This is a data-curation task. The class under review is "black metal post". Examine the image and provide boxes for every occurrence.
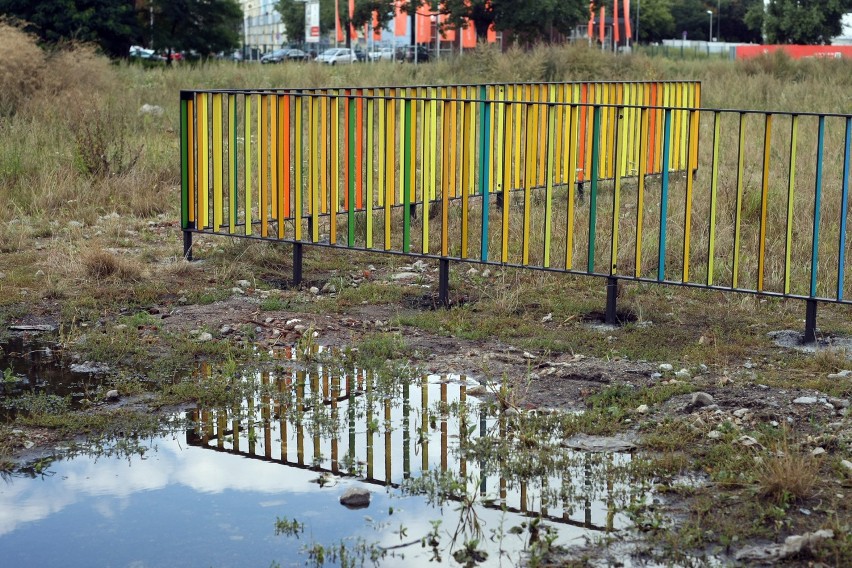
[439,258,450,307]
[409,203,418,220]
[293,242,303,287]
[496,191,504,209]
[182,222,194,261]
[605,276,618,325]
[576,180,585,204]
[803,299,817,344]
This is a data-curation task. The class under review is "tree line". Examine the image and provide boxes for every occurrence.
[0,0,848,59]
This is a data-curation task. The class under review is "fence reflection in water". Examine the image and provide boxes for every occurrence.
[185,359,635,532]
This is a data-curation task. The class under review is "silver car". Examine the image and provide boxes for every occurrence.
[316,48,356,65]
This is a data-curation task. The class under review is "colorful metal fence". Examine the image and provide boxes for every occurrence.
[180,80,852,341]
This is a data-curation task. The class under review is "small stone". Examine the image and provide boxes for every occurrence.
[635,404,649,414]
[541,313,553,323]
[840,460,852,472]
[23,441,35,450]
[197,332,213,342]
[707,430,722,440]
[231,287,245,295]
[466,267,479,276]
[481,268,491,277]
[810,447,826,456]
[651,372,662,380]
[391,272,419,281]
[339,487,371,509]
[309,286,320,295]
[793,396,818,405]
[718,376,733,386]
[106,389,120,401]
[691,392,714,407]
[659,363,673,372]
[220,325,232,335]
[139,104,164,117]
[733,408,750,418]
[68,220,84,229]
[698,364,708,373]
[827,370,852,379]
[675,368,691,380]
[236,279,251,288]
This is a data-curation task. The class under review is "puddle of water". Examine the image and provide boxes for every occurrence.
[0,352,648,566]
[1,337,101,418]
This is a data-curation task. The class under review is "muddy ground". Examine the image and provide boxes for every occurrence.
[3,254,852,566]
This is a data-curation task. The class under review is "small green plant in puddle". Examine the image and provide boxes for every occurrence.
[274,517,304,537]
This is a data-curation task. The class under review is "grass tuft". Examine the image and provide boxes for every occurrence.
[758,437,819,504]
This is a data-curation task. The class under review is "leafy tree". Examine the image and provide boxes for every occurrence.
[670,0,713,41]
[631,0,675,44]
[0,0,139,58]
[275,0,336,45]
[438,0,494,40]
[718,0,763,43]
[491,0,588,44]
[149,0,242,58]
[351,0,396,29]
[762,0,852,44]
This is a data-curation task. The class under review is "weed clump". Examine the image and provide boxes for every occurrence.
[0,22,45,116]
[82,249,142,281]
[758,440,819,504]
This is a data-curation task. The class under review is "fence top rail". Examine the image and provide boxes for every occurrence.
[179,79,700,97]
[179,90,851,119]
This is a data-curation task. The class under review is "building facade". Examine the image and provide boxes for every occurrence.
[240,0,286,58]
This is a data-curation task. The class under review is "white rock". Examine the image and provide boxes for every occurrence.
[659,363,673,372]
[675,368,691,380]
[793,396,818,405]
[236,279,251,288]
[635,404,649,414]
[23,441,35,450]
[707,430,722,440]
[231,287,245,295]
[541,313,553,323]
[840,459,852,472]
[481,268,491,277]
[196,332,213,342]
[339,486,371,508]
[139,104,164,117]
[810,447,826,456]
[827,370,852,379]
[391,272,419,280]
[691,392,714,407]
[106,389,120,401]
[309,286,320,295]
[466,267,479,276]
[733,408,750,418]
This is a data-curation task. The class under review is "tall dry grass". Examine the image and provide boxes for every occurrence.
[1,25,850,293]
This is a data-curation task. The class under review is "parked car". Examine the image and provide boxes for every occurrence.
[398,45,430,63]
[285,48,310,62]
[261,49,290,64]
[129,45,166,61]
[316,48,357,65]
[368,47,395,61]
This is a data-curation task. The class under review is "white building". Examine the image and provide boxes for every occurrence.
[240,0,286,58]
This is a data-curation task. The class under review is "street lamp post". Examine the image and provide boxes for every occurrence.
[717,0,721,41]
[243,2,253,61]
[635,0,641,45]
[707,10,713,43]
